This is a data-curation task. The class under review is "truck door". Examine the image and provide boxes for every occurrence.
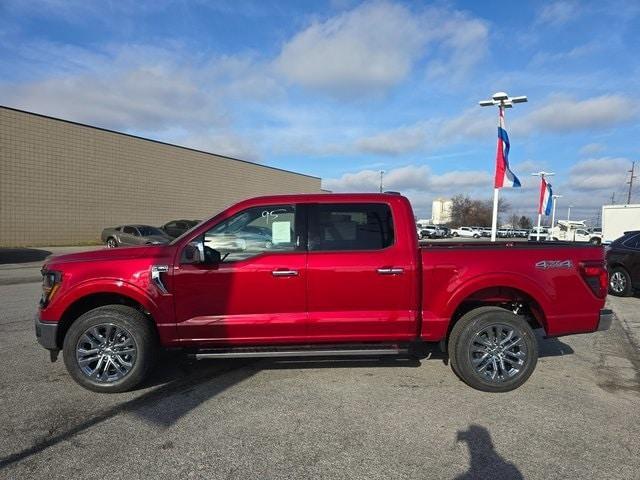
[305,202,418,342]
[172,203,308,345]
[575,229,589,242]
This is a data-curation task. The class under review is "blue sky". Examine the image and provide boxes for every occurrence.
[1,0,639,221]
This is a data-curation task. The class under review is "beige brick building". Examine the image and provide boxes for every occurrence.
[0,106,321,246]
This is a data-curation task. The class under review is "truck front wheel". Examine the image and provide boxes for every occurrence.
[448,307,538,392]
[62,305,158,393]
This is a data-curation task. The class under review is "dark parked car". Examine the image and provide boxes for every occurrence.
[101,225,172,248]
[606,230,640,296]
[161,219,201,238]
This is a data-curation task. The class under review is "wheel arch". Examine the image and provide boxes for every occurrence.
[445,277,551,341]
[56,292,156,349]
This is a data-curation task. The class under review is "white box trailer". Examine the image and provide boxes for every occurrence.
[602,204,640,243]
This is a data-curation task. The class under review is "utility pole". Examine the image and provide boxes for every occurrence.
[532,171,554,241]
[627,161,636,204]
[479,91,528,242]
[379,170,385,193]
[610,192,615,205]
[567,205,573,222]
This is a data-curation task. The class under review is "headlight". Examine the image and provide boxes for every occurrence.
[40,269,62,307]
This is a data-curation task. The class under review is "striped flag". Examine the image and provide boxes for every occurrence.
[494,107,521,188]
[539,177,553,216]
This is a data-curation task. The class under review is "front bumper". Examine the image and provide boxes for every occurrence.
[598,309,614,331]
[35,315,59,350]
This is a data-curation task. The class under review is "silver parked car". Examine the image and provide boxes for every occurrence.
[101,225,172,248]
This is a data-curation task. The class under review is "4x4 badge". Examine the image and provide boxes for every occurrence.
[535,260,573,270]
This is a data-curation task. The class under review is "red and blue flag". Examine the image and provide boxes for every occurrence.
[494,108,521,188]
[539,177,553,216]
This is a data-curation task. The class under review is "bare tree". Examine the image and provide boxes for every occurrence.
[449,195,510,227]
[518,216,533,230]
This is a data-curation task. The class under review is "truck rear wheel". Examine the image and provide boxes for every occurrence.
[448,307,538,392]
[62,305,158,393]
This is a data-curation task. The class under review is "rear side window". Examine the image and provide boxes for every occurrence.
[123,226,137,235]
[622,233,640,249]
[309,203,394,251]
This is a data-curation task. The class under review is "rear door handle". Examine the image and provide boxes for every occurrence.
[377,267,404,275]
[272,269,299,277]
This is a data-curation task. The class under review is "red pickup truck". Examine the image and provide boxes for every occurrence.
[35,193,611,393]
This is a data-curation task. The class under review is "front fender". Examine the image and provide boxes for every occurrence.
[43,277,163,325]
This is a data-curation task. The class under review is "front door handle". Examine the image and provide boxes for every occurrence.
[272,269,299,277]
[377,267,404,275]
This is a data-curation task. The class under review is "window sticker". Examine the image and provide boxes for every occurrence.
[272,221,291,244]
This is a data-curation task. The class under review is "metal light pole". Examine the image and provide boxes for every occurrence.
[479,92,528,242]
[531,171,555,241]
[379,170,385,193]
[567,205,573,222]
[550,194,562,235]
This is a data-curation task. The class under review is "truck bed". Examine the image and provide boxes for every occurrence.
[419,242,605,341]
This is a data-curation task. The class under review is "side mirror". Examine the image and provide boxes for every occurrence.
[182,240,206,264]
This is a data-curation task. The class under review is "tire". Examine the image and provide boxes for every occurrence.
[448,306,538,392]
[62,305,158,393]
[453,232,459,237]
[106,237,117,248]
[609,266,632,297]
[590,237,601,245]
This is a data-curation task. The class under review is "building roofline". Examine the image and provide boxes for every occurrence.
[0,105,321,181]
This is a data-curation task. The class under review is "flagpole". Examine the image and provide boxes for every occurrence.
[490,104,504,243]
[491,187,499,242]
[479,92,528,243]
[531,171,555,241]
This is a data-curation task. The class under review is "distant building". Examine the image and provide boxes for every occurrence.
[432,198,453,225]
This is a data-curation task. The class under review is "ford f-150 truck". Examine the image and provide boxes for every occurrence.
[35,193,612,393]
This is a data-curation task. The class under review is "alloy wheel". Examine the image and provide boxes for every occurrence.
[610,271,627,294]
[468,323,528,383]
[75,323,137,383]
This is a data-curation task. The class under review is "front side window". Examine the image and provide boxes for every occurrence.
[123,226,137,235]
[309,203,394,251]
[203,205,297,262]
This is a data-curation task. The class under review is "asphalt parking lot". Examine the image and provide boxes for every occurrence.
[1,274,639,479]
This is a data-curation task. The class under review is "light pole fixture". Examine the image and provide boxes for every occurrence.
[550,194,562,234]
[531,171,555,241]
[479,92,528,242]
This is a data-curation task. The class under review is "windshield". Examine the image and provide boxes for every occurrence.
[137,226,165,236]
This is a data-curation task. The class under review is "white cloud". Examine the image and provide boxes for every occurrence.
[355,123,428,155]
[424,11,489,82]
[513,94,637,134]
[568,157,632,190]
[0,47,226,132]
[274,2,427,96]
[323,164,491,193]
[579,143,606,156]
[351,108,493,156]
[536,1,579,27]
[273,2,487,97]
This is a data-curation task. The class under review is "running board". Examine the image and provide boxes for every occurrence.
[192,344,409,360]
